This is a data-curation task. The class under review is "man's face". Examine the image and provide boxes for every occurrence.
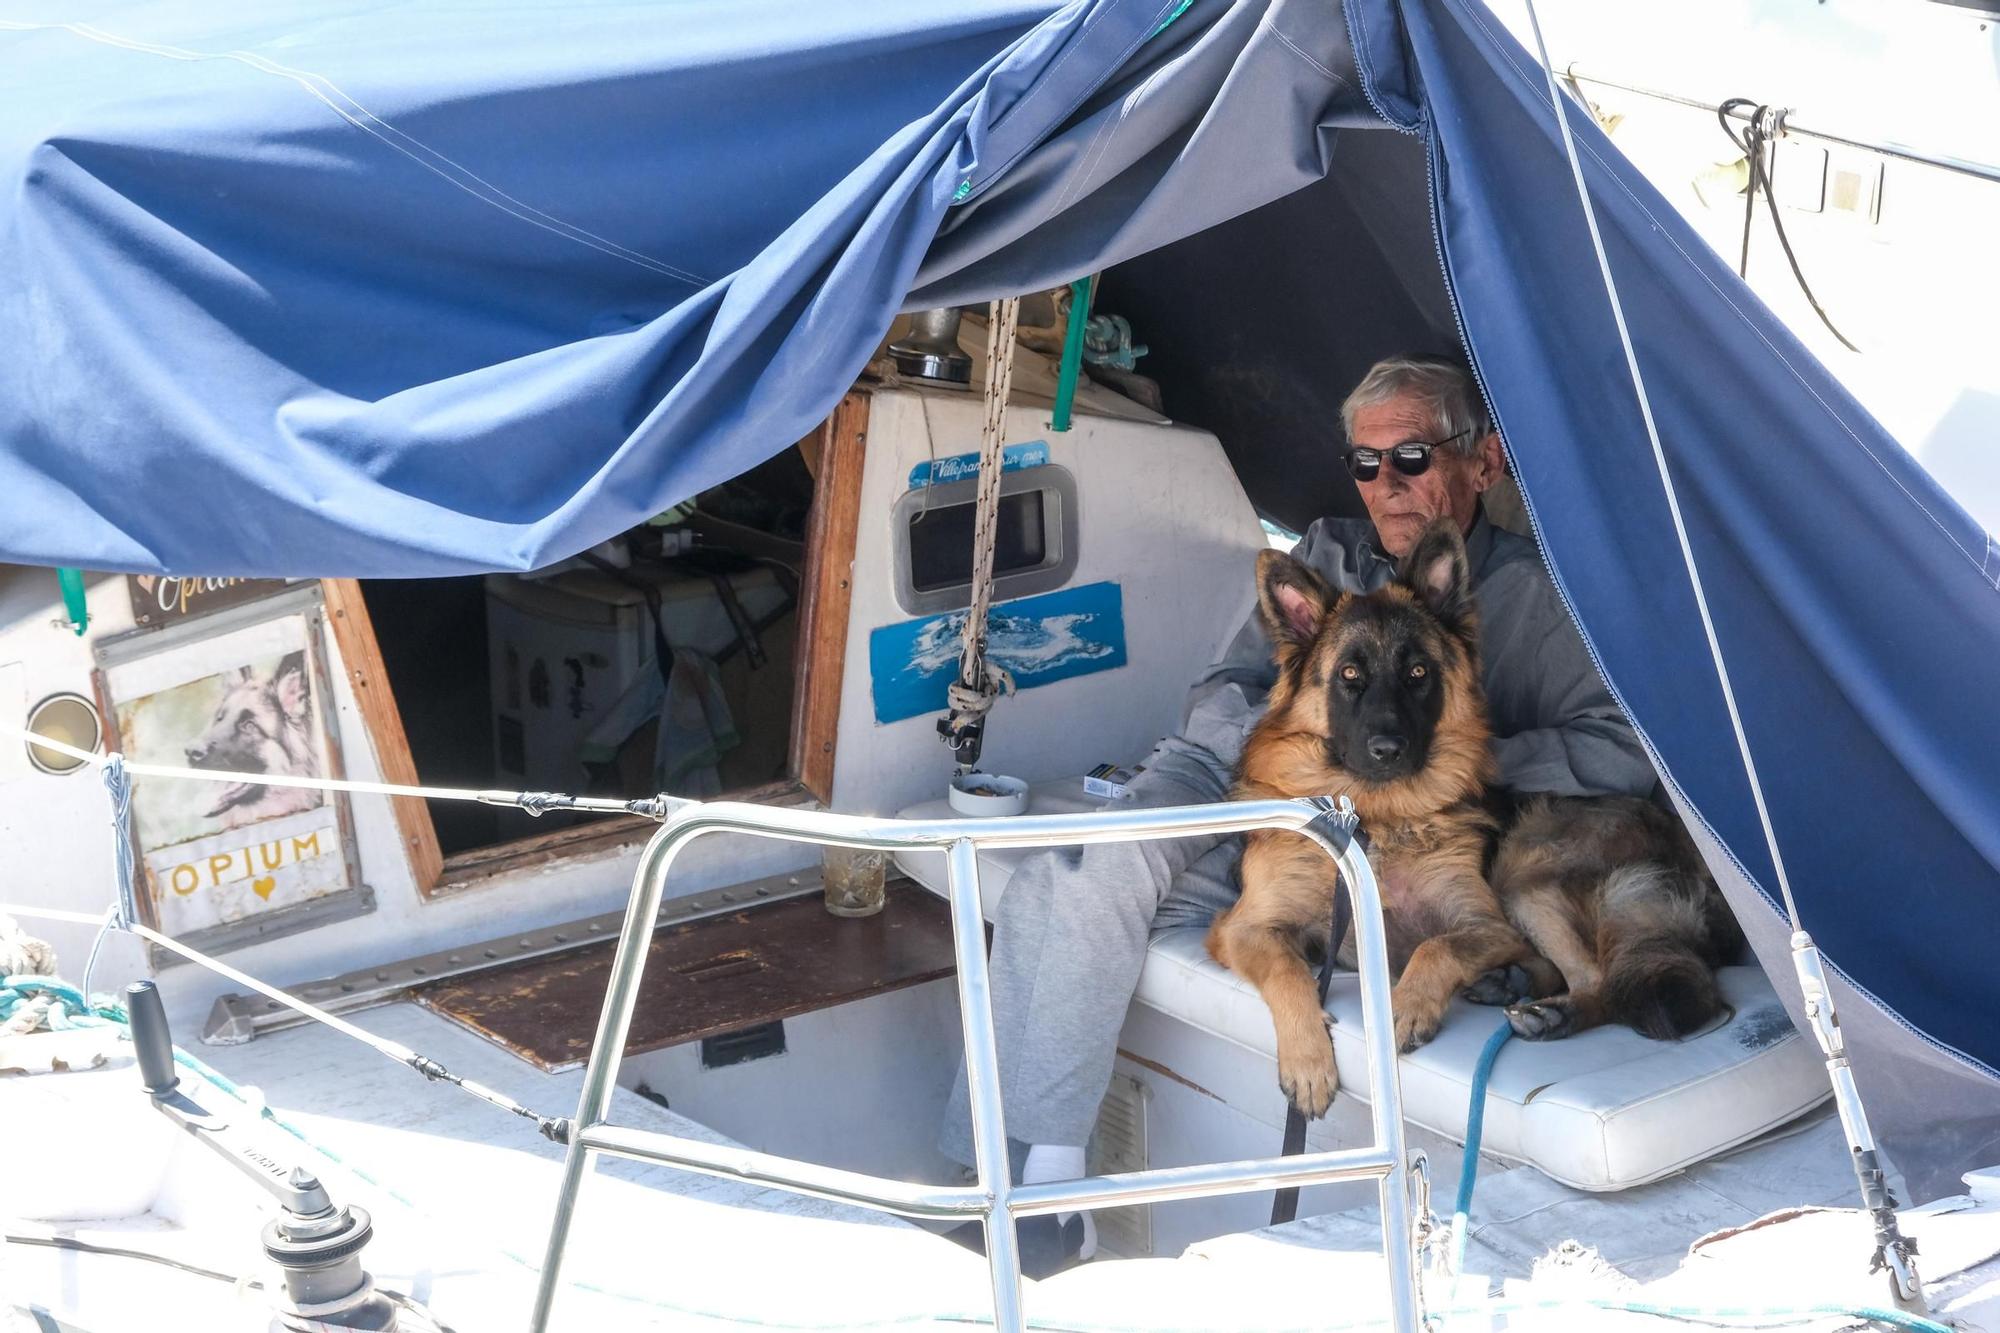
[1348,393,1503,558]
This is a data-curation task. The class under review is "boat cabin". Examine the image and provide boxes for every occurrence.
[5,0,2000,1328]
[3,292,1840,1317]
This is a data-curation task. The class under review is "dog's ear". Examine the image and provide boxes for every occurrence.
[1256,550,1336,661]
[1397,518,1474,637]
[273,651,310,722]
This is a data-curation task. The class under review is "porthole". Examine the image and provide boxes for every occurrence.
[24,692,101,775]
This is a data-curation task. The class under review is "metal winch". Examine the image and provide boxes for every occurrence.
[126,980,416,1331]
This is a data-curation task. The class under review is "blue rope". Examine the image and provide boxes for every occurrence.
[0,974,125,1031]
[1448,1017,1514,1275]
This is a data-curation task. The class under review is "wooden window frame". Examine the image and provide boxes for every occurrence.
[322,392,870,898]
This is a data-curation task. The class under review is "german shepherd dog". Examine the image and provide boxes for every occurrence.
[1207,520,1546,1117]
[184,650,322,829]
[1492,794,1743,1042]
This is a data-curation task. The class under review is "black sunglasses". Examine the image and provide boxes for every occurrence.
[1342,429,1473,483]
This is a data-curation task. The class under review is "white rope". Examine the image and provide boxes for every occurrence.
[79,904,120,1006]
[0,914,58,975]
[945,298,1023,743]
[1521,0,1802,929]
[101,755,138,926]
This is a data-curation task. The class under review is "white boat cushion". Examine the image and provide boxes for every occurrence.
[893,779,1830,1193]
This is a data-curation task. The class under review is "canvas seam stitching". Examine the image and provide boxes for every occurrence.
[1269,21,1349,88]
[1986,535,2000,591]
[1049,100,1125,216]
[1069,84,1135,214]
[6,19,712,286]
[1056,28,1184,217]
[1453,0,1993,587]
[1346,0,1419,131]
[961,0,1173,205]
[1050,25,1178,218]
[1051,0,1212,218]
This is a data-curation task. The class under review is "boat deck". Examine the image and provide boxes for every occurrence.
[4,1001,995,1331]
[12,1000,2000,1332]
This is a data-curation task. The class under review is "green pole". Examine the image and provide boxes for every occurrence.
[1051,275,1094,433]
[56,568,88,636]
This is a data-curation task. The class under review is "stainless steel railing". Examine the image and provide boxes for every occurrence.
[525,795,1422,1333]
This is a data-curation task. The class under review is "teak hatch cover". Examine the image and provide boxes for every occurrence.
[414,880,957,1072]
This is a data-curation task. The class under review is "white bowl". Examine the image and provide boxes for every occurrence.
[947,772,1029,817]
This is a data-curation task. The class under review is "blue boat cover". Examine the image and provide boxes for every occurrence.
[5,0,1999,1193]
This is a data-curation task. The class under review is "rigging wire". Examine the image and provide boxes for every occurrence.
[0,715,670,818]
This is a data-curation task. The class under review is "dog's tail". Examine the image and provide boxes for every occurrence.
[1599,863,1732,1041]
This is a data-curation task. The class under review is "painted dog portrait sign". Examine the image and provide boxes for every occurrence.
[97,591,364,946]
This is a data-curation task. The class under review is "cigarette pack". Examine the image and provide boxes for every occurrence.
[1083,763,1142,800]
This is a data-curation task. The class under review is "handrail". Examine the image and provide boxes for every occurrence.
[526,796,1422,1333]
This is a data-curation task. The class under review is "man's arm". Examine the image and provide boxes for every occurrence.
[1490,683,1656,798]
[1484,569,1656,798]
[1176,595,1283,776]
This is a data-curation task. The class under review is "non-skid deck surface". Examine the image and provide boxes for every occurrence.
[414,879,957,1070]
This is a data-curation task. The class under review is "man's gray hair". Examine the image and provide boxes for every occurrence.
[1340,353,1491,455]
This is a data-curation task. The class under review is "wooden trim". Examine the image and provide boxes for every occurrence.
[790,391,869,804]
[320,578,446,895]
[431,779,813,895]
[437,812,654,891]
[386,390,864,896]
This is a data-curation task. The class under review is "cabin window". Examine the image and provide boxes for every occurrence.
[333,396,867,896]
[907,491,1046,593]
[891,467,1078,615]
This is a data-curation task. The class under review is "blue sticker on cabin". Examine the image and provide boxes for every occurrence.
[869,581,1127,725]
[907,441,1049,491]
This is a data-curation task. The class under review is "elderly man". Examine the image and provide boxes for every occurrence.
[941,353,1656,1274]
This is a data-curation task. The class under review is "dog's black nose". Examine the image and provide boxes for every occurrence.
[1366,734,1407,762]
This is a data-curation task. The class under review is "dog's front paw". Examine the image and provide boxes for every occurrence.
[1506,996,1576,1041]
[1275,1023,1339,1118]
[1392,990,1446,1053]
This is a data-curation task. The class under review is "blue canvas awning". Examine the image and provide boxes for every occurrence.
[6,0,1999,1196]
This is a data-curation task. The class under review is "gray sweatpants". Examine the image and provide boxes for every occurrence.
[938,739,1247,1167]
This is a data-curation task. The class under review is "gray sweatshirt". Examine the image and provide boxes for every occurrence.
[1179,512,1656,798]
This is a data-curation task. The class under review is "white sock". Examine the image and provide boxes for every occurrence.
[1023,1144,1097,1258]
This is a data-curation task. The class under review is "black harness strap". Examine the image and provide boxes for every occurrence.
[1270,808,1365,1227]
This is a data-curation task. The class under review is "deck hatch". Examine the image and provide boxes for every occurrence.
[413,879,958,1072]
